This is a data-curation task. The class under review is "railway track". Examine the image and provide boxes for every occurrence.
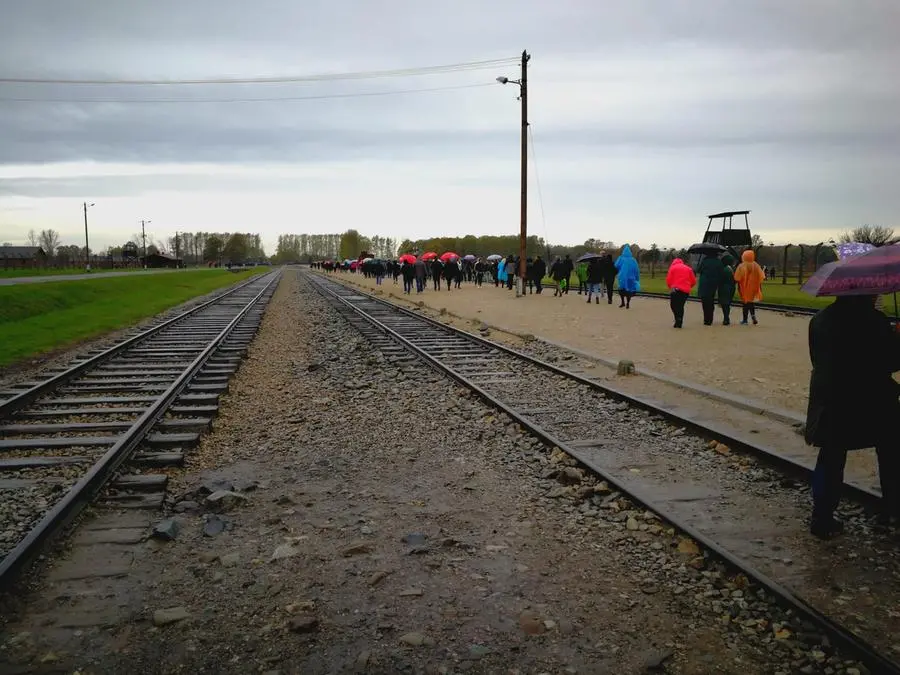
[306,271,900,675]
[0,270,281,587]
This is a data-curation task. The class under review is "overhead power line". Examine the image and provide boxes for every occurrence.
[0,81,495,104]
[0,57,519,86]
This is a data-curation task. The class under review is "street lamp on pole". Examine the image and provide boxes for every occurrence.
[496,49,531,298]
[83,202,95,272]
[141,219,151,268]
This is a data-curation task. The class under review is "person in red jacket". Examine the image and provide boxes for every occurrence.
[666,258,697,328]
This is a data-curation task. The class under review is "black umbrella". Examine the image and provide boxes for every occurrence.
[576,252,603,263]
[687,243,728,256]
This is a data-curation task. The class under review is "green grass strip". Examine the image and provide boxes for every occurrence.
[0,268,269,368]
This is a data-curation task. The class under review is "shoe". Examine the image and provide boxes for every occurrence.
[595,297,599,304]
[586,298,591,303]
[723,320,730,326]
[810,517,844,539]
[674,323,682,328]
[752,317,759,325]
[740,320,748,325]
[703,322,712,326]
[619,303,625,308]
[608,299,613,304]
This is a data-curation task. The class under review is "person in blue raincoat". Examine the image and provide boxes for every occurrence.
[497,258,508,287]
[614,245,641,308]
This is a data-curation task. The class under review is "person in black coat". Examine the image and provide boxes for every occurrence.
[562,254,574,294]
[805,295,900,538]
[400,261,415,294]
[598,253,616,304]
[430,259,443,291]
[586,257,604,304]
[532,256,546,294]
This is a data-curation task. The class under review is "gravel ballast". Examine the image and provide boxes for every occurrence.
[0,270,875,674]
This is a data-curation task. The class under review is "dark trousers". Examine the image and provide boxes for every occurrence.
[742,302,757,322]
[475,272,483,286]
[720,302,732,325]
[701,295,715,325]
[563,276,571,293]
[415,277,424,293]
[813,445,900,520]
[506,275,513,290]
[433,276,441,291]
[605,281,614,304]
[535,278,543,294]
[670,290,688,327]
[403,278,413,293]
[618,290,633,307]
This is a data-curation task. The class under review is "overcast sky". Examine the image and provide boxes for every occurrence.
[0,0,897,255]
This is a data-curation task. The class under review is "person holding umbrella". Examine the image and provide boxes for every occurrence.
[697,253,725,326]
[599,252,616,304]
[430,257,444,291]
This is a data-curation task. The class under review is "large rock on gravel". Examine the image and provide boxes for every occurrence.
[341,542,373,556]
[151,518,180,541]
[153,606,190,626]
[205,490,248,512]
[202,514,228,537]
[287,615,319,633]
[518,610,546,635]
[398,632,434,647]
[556,467,583,485]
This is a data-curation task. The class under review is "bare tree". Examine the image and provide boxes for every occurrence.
[838,225,897,247]
[26,229,38,247]
[38,229,60,256]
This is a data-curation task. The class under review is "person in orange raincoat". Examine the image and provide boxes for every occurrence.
[733,250,765,324]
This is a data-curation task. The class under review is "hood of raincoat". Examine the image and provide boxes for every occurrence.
[671,257,684,266]
[741,249,756,263]
[620,245,634,259]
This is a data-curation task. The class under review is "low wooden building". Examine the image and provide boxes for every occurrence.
[0,246,47,269]
[140,252,183,269]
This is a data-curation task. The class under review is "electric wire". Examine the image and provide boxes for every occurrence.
[528,124,551,246]
[0,82,495,104]
[0,57,519,86]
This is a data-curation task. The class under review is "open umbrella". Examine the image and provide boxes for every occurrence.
[834,242,876,259]
[362,257,374,263]
[399,253,417,264]
[421,252,438,261]
[486,254,503,261]
[687,242,729,256]
[802,244,900,297]
[576,252,603,263]
[440,252,459,262]
[463,254,476,262]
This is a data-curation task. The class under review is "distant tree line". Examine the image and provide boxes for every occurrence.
[16,228,265,267]
[272,231,398,263]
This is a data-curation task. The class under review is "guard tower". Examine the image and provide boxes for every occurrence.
[703,211,753,248]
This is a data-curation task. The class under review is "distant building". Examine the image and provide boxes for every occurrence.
[141,252,183,269]
[0,246,47,269]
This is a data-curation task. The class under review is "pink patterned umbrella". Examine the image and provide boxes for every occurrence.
[802,244,900,297]
[834,241,875,259]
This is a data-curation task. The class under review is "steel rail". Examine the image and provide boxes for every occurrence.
[0,272,269,420]
[306,272,900,675]
[311,274,880,507]
[0,271,281,588]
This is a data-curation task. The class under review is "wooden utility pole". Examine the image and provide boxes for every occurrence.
[517,50,530,297]
[141,220,148,268]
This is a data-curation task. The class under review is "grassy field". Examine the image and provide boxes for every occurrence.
[0,268,268,368]
[0,267,153,278]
